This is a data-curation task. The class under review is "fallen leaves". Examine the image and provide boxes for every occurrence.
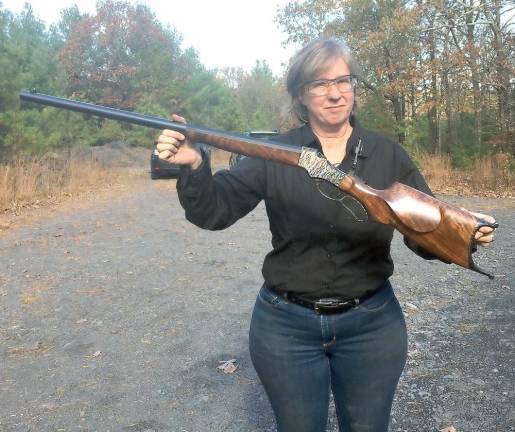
[237,377,256,385]
[7,341,51,357]
[440,426,457,432]
[20,284,48,305]
[217,359,237,374]
[405,301,419,311]
[83,350,103,360]
[75,288,105,296]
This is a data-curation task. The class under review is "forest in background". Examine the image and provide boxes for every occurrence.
[0,0,513,169]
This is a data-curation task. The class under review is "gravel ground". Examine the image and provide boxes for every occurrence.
[0,176,513,432]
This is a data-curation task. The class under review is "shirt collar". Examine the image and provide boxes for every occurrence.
[298,117,371,159]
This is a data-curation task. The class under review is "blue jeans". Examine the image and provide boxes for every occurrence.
[249,281,407,432]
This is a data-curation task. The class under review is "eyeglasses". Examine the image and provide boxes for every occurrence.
[304,75,357,96]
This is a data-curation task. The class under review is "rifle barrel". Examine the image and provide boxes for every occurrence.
[19,90,301,164]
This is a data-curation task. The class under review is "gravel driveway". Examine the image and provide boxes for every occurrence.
[1,176,513,432]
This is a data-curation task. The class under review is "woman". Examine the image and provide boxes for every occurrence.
[155,39,495,432]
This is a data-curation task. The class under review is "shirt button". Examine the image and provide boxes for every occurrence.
[327,253,332,258]
[329,224,334,229]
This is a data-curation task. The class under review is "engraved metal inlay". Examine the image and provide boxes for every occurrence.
[300,147,368,222]
[299,147,348,186]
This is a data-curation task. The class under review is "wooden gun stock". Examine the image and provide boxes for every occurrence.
[339,175,496,274]
[19,90,498,278]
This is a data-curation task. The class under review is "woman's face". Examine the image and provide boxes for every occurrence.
[299,57,355,132]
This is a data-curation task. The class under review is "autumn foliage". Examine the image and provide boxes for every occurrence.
[59,1,182,108]
[277,0,514,158]
[0,0,513,197]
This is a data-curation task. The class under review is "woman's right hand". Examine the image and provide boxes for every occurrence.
[155,114,203,170]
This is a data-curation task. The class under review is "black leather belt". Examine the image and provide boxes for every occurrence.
[272,286,381,315]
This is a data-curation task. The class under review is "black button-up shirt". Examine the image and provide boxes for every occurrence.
[177,121,434,300]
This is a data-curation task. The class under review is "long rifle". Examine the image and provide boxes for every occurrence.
[20,90,498,278]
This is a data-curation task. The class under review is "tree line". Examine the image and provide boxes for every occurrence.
[0,0,287,160]
[277,0,514,164]
[0,0,513,168]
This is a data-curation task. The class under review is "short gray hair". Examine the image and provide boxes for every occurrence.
[286,38,361,123]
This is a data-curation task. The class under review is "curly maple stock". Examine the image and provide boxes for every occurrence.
[339,175,493,273]
[20,90,497,278]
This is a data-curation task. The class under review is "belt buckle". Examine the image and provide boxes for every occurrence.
[314,298,352,314]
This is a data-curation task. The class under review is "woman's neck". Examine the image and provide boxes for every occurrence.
[311,122,350,139]
[311,122,353,165]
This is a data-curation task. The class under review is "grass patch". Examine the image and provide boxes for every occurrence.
[418,152,514,197]
[211,148,231,166]
[0,151,139,213]
[1,150,512,220]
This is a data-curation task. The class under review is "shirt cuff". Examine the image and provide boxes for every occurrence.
[179,146,212,183]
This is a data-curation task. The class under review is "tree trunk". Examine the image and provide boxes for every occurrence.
[382,43,405,144]
[392,95,405,143]
[442,68,452,154]
[490,0,512,152]
[465,0,482,153]
[427,19,439,152]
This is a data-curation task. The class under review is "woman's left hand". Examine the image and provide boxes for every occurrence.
[469,211,497,247]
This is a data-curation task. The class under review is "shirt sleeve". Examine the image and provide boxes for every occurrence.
[176,148,266,230]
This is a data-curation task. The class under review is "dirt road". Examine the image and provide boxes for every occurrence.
[1,176,513,431]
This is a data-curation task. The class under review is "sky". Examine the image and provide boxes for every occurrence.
[2,0,299,75]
